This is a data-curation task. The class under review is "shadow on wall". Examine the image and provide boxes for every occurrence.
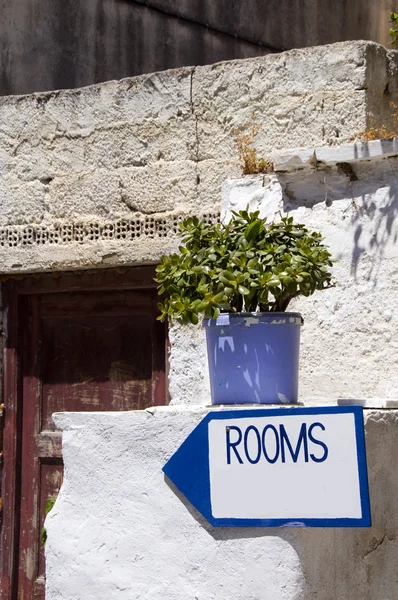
[278,156,398,285]
[349,169,398,283]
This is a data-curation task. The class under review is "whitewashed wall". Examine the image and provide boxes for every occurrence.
[170,142,398,406]
[46,407,398,600]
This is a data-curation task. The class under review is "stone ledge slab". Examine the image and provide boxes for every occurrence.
[274,137,398,172]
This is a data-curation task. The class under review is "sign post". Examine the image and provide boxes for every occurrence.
[163,406,371,527]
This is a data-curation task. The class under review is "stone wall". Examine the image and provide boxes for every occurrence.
[45,407,398,600]
[1,41,397,275]
[2,41,398,405]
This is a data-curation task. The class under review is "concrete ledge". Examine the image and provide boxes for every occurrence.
[274,137,398,172]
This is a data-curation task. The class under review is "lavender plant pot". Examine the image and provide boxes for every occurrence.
[203,312,303,405]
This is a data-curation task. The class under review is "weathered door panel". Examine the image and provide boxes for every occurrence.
[1,269,166,600]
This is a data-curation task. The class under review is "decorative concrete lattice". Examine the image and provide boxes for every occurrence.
[0,213,220,248]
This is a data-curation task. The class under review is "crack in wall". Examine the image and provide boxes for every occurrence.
[190,66,201,204]
[189,66,200,164]
[363,533,396,559]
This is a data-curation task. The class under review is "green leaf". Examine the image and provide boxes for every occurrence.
[41,527,47,548]
[204,305,213,318]
[268,277,280,287]
[212,292,226,303]
[212,307,221,319]
[238,285,250,295]
[196,301,209,312]
[189,312,199,325]
[45,497,56,514]
[281,276,292,285]
[247,257,258,269]
[219,275,236,286]
[220,270,235,281]
[223,287,234,295]
[41,497,56,548]
[245,219,264,241]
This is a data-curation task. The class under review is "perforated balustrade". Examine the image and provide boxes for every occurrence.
[0,213,220,248]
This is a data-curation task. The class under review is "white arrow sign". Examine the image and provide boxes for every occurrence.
[163,406,371,527]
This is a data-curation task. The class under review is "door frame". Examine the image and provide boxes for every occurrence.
[0,267,167,599]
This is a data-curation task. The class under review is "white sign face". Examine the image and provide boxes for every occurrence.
[209,412,363,522]
[163,406,371,527]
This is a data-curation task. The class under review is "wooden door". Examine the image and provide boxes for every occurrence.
[1,268,167,600]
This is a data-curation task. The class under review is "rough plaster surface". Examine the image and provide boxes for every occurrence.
[46,407,398,600]
[168,323,210,406]
[1,41,398,274]
[170,152,398,406]
[217,158,398,403]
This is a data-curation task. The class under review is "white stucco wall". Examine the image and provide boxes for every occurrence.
[46,407,398,600]
[169,141,398,406]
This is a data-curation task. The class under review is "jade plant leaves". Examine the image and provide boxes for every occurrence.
[155,211,334,325]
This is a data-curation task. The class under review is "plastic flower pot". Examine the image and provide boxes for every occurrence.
[203,312,303,405]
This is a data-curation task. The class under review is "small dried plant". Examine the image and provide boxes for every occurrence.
[232,116,273,175]
[351,102,398,142]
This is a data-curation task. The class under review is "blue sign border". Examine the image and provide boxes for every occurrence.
[163,405,371,528]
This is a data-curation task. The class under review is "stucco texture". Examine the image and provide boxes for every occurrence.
[46,407,398,600]
[170,151,398,406]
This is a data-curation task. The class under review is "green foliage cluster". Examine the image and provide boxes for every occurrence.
[156,211,334,325]
[41,496,56,547]
[391,12,398,46]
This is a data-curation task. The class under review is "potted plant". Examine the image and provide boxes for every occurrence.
[155,210,334,405]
